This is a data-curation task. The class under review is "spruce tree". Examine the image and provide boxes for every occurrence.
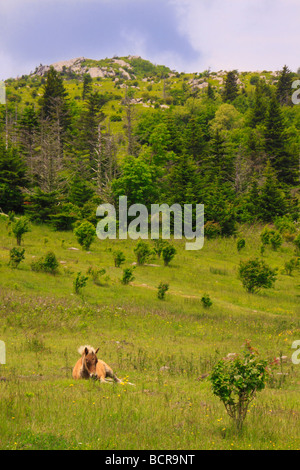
[249,82,267,128]
[264,94,297,184]
[259,161,287,221]
[0,141,27,213]
[276,65,294,106]
[41,66,70,132]
[222,70,239,103]
[82,73,93,100]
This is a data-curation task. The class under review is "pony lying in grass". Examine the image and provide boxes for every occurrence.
[72,345,134,385]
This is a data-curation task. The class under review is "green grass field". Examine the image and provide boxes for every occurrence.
[0,218,299,450]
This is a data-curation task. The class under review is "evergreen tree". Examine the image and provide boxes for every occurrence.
[276,65,294,106]
[222,70,239,103]
[207,82,215,100]
[205,130,234,184]
[259,161,287,221]
[82,73,93,100]
[264,94,297,184]
[183,115,207,163]
[167,154,199,206]
[18,105,39,185]
[40,66,70,133]
[76,91,106,165]
[249,82,267,128]
[0,141,27,213]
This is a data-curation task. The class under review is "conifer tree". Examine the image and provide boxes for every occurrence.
[41,66,70,133]
[0,141,27,213]
[276,65,294,106]
[249,82,267,128]
[222,70,239,103]
[259,161,287,221]
[264,94,297,184]
[82,73,93,100]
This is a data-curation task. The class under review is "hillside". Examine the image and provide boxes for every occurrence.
[4,55,284,119]
[0,56,300,450]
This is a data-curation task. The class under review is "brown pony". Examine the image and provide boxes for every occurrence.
[72,345,133,384]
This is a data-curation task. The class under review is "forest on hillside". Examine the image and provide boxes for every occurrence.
[0,59,299,236]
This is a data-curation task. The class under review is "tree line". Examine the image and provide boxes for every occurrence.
[0,64,299,235]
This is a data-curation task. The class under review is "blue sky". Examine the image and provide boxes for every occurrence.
[0,0,299,79]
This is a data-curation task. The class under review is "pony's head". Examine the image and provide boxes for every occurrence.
[79,346,99,379]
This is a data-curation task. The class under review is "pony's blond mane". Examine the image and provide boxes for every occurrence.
[78,345,96,355]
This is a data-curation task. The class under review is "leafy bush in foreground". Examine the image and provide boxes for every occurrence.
[210,342,269,431]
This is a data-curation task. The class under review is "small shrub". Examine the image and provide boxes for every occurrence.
[121,267,135,285]
[157,282,169,300]
[270,232,283,251]
[284,258,299,276]
[31,251,59,275]
[210,342,269,432]
[162,243,176,266]
[260,227,282,251]
[86,266,106,285]
[153,238,168,258]
[201,294,212,308]
[237,238,246,252]
[9,247,25,268]
[74,221,96,251]
[238,258,277,293]
[113,250,126,268]
[294,234,300,255]
[74,272,89,294]
[274,216,296,235]
[204,221,221,240]
[134,241,153,265]
[11,217,30,246]
[260,227,272,246]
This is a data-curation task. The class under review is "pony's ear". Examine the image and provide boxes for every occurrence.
[84,347,89,355]
[95,348,99,354]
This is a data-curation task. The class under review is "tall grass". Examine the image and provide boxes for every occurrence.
[0,219,299,450]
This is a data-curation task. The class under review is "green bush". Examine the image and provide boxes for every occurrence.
[74,272,89,294]
[121,267,135,285]
[260,227,282,251]
[74,220,96,251]
[9,247,25,268]
[134,241,153,265]
[237,238,246,252]
[113,250,126,268]
[210,342,269,431]
[294,234,300,255]
[201,294,212,308]
[11,217,30,246]
[162,243,176,266]
[86,266,106,285]
[204,221,222,240]
[153,239,168,258]
[284,258,299,276]
[50,203,81,231]
[270,232,283,251]
[31,251,59,275]
[157,282,169,300]
[274,216,297,234]
[238,258,277,293]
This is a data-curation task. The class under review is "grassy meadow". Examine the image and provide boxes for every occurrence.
[0,217,299,450]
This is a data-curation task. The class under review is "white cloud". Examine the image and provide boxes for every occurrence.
[171,0,300,71]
